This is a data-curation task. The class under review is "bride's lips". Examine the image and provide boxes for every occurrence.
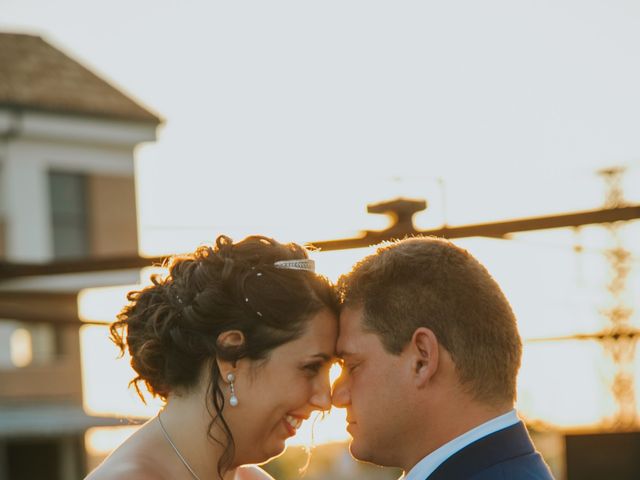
[282,414,304,437]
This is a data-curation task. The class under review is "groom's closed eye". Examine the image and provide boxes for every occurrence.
[336,357,360,375]
[344,362,360,374]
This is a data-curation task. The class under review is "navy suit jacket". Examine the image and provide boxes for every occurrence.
[426,421,554,479]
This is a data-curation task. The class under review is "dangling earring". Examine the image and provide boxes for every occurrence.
[227,372,239,407]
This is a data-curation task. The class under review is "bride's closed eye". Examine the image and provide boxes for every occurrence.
[302,362,324,375]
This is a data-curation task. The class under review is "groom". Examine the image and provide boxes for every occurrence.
[332,237,554,479]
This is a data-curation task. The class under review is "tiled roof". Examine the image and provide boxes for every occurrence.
[0,33,161,123]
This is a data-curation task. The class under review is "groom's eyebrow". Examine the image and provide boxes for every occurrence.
[336,351,354,359]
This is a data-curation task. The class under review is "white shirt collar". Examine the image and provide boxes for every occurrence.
[400,409,520,480]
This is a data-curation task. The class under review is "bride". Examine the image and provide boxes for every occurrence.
[86,235,339,480]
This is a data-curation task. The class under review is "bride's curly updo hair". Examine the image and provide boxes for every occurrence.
[110,234,338,476]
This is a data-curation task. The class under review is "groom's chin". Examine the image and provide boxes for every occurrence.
[346,425,388,465]
[347,439,373,464]
[348,438,394,468]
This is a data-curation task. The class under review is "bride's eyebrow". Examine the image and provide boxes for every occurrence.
[307,353,331,362]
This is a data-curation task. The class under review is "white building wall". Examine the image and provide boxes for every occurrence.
[4,144,51,262]
[0,109,156,262]
[0,323,15,369]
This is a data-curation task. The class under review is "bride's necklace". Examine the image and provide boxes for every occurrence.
[157,413,202,480]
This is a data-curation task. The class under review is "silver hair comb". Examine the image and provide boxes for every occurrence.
[273,259,315,272]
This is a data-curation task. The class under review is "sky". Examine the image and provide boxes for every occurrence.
[2,0,640,255]
[3,0,640,451]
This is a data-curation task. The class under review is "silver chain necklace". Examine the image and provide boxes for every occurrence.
[157,413,202,480]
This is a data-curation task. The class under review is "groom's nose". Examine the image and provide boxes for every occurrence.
[331,372,350,407]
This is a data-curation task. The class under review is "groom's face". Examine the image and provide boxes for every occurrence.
[332,305,409,467]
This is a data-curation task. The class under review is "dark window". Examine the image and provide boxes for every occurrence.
[49,171,89,259]
[7,439,60,480]
[566,432,640,480]
[6,436,85,480]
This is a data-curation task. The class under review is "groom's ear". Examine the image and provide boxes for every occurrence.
[409,327,439,388]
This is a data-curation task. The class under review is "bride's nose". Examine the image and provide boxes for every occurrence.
[309,376,332,411]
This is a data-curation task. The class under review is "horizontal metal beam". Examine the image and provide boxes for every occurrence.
[1,206,639,277]
[0,290,94,326]
[0,310,104,327]
[526,327,640,344]
[309,205,640,251]
[0,255,166,279]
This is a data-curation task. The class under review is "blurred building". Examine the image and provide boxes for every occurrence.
[0,32,160,480]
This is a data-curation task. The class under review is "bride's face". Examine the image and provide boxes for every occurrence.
[225,308,337,465]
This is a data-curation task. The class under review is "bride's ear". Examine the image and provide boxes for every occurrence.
[215,330,246,373]
[217,330,245,350]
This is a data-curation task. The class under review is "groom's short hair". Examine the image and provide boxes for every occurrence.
[337,236,522,404]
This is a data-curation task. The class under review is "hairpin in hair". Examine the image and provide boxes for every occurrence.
[242,260,314,319]
[273,259,315,272]
[244,295,263,317]
[173,291,186,319]
[244,268,264,317]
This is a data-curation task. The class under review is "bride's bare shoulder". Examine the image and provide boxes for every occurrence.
[235,465,276,480]
[85,419,171,480]
[85,458,166,480]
